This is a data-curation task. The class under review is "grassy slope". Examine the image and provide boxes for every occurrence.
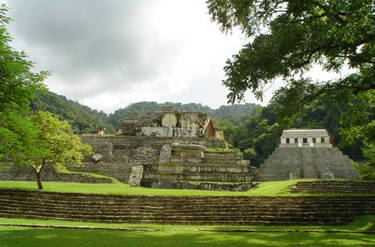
[1,179,374,197]
[0,179,317,196]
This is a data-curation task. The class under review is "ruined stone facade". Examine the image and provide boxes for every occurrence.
[66,135,257,190]
[280,129,332,148]
[117,111,224,140]
[260,129,360,181]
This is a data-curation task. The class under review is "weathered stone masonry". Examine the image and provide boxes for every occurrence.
[69,135,257,190]
[260,129,360,181]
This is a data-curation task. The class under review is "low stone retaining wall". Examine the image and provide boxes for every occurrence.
[292,181,375,193]
[0,165,112,184]
[0,190,374,225]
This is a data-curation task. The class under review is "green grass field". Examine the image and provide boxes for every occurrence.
[1,217,375,247]
[0,226,374,247]
[1,179,374,197]
[0,179,305,196]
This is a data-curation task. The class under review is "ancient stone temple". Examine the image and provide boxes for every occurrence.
[260,129,360,181]
[65,110,257,191]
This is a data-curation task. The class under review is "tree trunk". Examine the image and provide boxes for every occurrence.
[35,170,43,190]
[32,161,45,190]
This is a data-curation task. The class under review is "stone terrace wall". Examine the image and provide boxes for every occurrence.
[292,181,375,193]
[142,145,258,190]
[1,190,375,225]
[67,135,227,183]
[0,164,112,183]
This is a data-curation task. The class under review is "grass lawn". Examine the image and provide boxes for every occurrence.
[0,179,367,197]
[1,216,374,246]
[1,224,374,247]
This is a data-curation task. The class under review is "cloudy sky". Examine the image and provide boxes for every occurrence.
[4,0,347,113]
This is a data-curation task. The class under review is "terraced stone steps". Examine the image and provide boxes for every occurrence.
[260,147,360,181]
[292,181,375,193]
[145,163,250,173]
[0,190,374,225]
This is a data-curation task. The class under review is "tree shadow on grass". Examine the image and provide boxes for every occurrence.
[0,227,374,247]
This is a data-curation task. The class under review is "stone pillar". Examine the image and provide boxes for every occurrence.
[324,137,329,144]
[316,137,321,143]
[308,137,314,147]
[290,138,295,144]
[281,138,286,144]
[298,138,303,147]
[128,166,143,187]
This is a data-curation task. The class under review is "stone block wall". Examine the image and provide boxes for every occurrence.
[142,143,258,190]
[260,147,360,181]
[67,135,228,183]
[291,181,375,193]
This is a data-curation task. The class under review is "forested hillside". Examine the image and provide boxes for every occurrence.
[31,91,115,134]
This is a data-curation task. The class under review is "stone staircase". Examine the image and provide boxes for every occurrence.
[260,147,360,181]
[68,136,228,183]
[292,181,375,194]
[142,150,256,190]
[0,190,374,225]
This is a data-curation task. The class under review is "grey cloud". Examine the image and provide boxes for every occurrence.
[7,0,180,90]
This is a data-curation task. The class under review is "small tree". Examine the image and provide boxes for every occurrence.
[30,111,92,190]
[0,5,48,167]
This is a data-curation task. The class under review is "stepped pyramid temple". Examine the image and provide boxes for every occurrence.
[260,129,360,181]
[70,109,258,190]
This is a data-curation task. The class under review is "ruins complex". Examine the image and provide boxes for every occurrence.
[67,110,257,190]
[260,129,360,181]
[0,111,361,189]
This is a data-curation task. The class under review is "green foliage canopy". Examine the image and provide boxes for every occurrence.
[206,0,375,102]
[0,5,47,112]
[30,111,92,189]
[0,5,47,166]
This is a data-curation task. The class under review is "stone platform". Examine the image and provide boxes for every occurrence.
[260,147,360,181]
[68,136,257,190]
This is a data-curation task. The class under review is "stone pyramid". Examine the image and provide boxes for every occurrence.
[260,129,360,181]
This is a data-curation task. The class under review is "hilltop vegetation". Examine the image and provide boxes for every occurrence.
[31,92,258,133]
[31,91,115,134]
